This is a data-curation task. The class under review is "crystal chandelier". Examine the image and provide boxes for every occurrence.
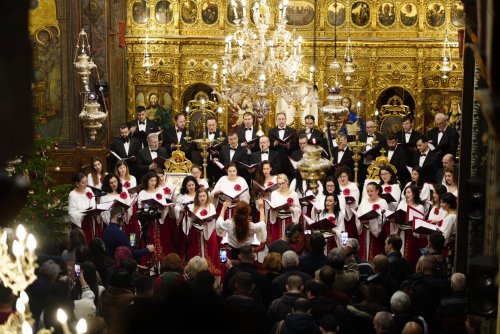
[329,0,355,83]
[441,28,452,82]
[73,29,108,141]
[143,22,153,75]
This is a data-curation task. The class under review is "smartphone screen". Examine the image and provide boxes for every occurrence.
[130,233,136,247]
[219,249,227,264]
[304,229,312,235]
[74,263,81,277]
[341,232,349,245]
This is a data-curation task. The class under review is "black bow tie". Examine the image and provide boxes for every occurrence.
[246,127,252,131]
[438,130,444,133]
[405,132,411,134]
[338,149,345,152]
[262,151,269,154]
[278,127,285,131]
[139,121,145,125]
[176,129,182,133]
[230,147,237,151]
[121,138,129,143]
[367,135,374,138]
[388,147,396,151]
[151,149,157,153]
[209,132,215,135]
[420,153,426,157]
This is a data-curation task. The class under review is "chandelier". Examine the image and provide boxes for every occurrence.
[329,0,355,83]
[73,29,108,141]
[440,28,452,82]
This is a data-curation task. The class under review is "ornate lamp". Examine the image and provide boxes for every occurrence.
[297,145,331,195]
[441,29,452,82]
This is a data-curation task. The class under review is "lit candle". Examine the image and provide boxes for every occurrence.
[241,0,246,19]
[231,0,238,20]
[357,101,361,113]
[222,68,227,85]
[298,36,303,54]
[57,308,71,334]
[254,2,260,24]
[269,40,275,59]
[283,0,288,18]
[212,63,218,81]
[293,40,298,57]
[278,3,283,21]
[309,65,315,82]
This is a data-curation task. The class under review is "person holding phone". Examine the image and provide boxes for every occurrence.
[216,198,267,259]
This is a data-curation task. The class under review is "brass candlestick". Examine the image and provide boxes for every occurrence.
[297,145,331,195]
[189,99,215,178]
[347,135,367,186]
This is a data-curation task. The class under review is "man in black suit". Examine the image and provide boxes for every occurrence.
[136,133,170,181]
[128,106,159,149]
[162,113,193,157]
[357,119,387,185]
[192,115,227,169]
[250,136,281,174]
[268,112,297,180]
[329,133,354,179]
[235,111,260,155]
[290,134,308,162]
[108,124,142,176]
[436,153,455,185]
[211,132,246,184]
[396,115,423,164]
[427,112,459,157]
[298,115,324,146]
[384,234,412,285]
[386,135,411,186]
[412,136,440,183]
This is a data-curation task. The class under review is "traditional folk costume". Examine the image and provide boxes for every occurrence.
[311,209,346,254]
[119,177,140,242]
[268,190,301,249]
[68,187,101,244]
[174,193,196,259]
[87,172,107,189]
[211,176,250,219]
[356,198,389,262]
[338,182,360,240]
[393,201,426,267]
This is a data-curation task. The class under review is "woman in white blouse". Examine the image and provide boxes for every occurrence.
[211,163,250,219]
[444,167,458,197]
[68,172,98,244]
[435,192,457,246]
[87,156,107,189]
[115,160,137,190]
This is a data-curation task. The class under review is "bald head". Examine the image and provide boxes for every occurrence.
[402,321,423,334]
[416,255,437,274]
[373,254,389,274]
[286,275,304,292]
[442,154,455,168]
[451,272,467,292]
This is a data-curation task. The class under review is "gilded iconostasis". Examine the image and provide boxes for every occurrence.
[28,0,465,141]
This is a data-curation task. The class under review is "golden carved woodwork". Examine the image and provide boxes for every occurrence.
[164,147,193,173]
[125,0,464,133]
[366,151,398,180]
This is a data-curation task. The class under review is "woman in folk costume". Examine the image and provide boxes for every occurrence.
[87,156,107,189]
[268,173,302,250]
[137,171,168,269]
[427,184,448,221]
[100,174,133,226]
[311,193,346,253]
[211,163,250,219]
[433,192,457,251]
[378,167,401,212]
[115,160,137,190]
[400,167,432,214]
[335,166,360,240]
[392,185,426,267]
[174,175,200,258]
[290,170,324,218]
[186,188,220,275]
[68,172,100,244]
[191,164,210,189]
[115,160,140,242]
[357,182,389,261]
[216,198,267,260]
[443,167,458,197]
[155,168,177,256]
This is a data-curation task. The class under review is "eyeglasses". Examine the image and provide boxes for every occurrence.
[278,182,286,186]
[380,172,390,176]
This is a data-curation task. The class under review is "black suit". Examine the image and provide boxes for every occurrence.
[269,126,297,180]
[358,132,388,183]
[128,119,159,148]
[396,129,423,164]
[290,149,303,162]
[219,144,247,167]
[358,132,387,151]
[235,125,260,152]
[330,147,354,179]
[136,146,169,181]
[162,127,194,156]
[250,150,282,174]
[387,251,412,285]
[412,150,441,183]
[427,126,459,157]
[298,128,324,146]
[388,145,411,186]
[108,137,142,176]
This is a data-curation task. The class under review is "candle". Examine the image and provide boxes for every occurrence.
[242,0,246,19]
[278,3,283,21]
[212,64,218,80]
[269,40,275,59]
[231,0,238,20]
[309,65,314,82]
[357,101,361,113]
[293,40,298,57]
[298,36,303,54]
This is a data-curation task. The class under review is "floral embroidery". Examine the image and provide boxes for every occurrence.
[234,184,241,191]
[156,193,162,200]
[372,204,380,211]
[200,209,208,216]
[267,182,274,187]
[384,186,392,193]
[343,188,350,196]
[434,207,439,215]
[86,192,93,199]
[120,192,128,199]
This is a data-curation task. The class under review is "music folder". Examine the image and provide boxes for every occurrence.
[152,156,168,166]
[219,187,248,202]
[264,199,291,211]
[141,197,168,208]
[244,137,259,147]
[127,185,143,194]
[380,192,397,203]
[88,186,107,198]
[299,194,316,204]
[108,150,136,162]
[234,160,260,171]
[386,209,411,229]
[412,218,438,234]
[303,215,336,231]
[351,207,380,221]
[187,208,218,226]
[272,133,293,145]
[252,180,279,194]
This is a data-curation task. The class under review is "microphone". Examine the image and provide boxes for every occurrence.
[381,209,386,214]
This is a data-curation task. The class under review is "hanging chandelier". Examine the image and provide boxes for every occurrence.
[329,0,355,83]
[441,28,452,82]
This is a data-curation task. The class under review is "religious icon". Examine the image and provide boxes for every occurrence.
[226,1,243,25]
[400,2,417,27]
[327,1,346,27]
[285,1,315,26]
[155,1,173,24]
[351,1,370,27]
[182,0,197,24]
[133,1,150,24]
[202,1,218,25]
[426,2,445,27]
[451,2,465,27]
[378,2,395,27]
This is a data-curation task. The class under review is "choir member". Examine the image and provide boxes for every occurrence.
[268,173,302,246]
[68,172,97,244]
[128,106,159,148]
[174,175,200,257]
[335,166,360,238]
[378,166,401,212]
[396,115,422,164]
[250,136,282,174]
[108,124,141,176]
[427,112,459,157]
[155,168,176,256]
[356,182,388,261]
[191,164,210,189]
[311,193,346,253]
[386,134,411,187]
[443,167,458,197]
[298,115,324,146]
[100,174,132,226]
[427,184,447,221]
[252,160,278,200]
[186,188,220,274]
[401,167,432,212]
[115,160,137,190]
[412,137,441,183]
[268,112,298,179]
[216,198,267,259]
[434,193,457,247]
[87,156,107,189]
[290,171,323,218]
[136,132,169,181]
[235,111,260,154]
[211,163,250,219]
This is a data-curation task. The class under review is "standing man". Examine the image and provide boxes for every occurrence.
[291,134,308,162]
[427,112,459,157]
[108,124,142,176]
[412,136,440,183]
[386,134,411,186]
[298,115,324,146]
[162,113,193,157]
[268,112,297,180]
[235,111,260,155]
[129,106,159,148]
[137,133,170,180]
[330,133,354,178]
[436,154,455,185]
[396,115,423,165]
[250,136,281,173]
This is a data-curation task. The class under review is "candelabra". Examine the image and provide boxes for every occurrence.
[73,29,108,141]
[347,136,368,186]
[321,81,349,162]
[440,28,452,82]
[297,145,331,195]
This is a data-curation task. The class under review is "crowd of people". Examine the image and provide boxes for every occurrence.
[0,108,469,333]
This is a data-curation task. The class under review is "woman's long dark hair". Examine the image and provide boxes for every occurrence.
[323,176,340,196]
[141,171,160,190]
[180,175,200,195]
[323,194,340,218]
[378,166,398,185]
[101,174,123,194]
[71,261,100,309]
[406,185,424,206]
[410,167,424,189]
[233,201,251,243]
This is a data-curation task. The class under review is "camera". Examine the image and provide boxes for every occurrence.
[219,249,228,264]
[138,207,161,222]
[341,232,349,245]
[74,263,81,278]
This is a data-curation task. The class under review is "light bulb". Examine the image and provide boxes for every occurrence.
[27,234,37,251]
[76,318,88,334]
[57,308,68,323]
[16,225,27,242]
